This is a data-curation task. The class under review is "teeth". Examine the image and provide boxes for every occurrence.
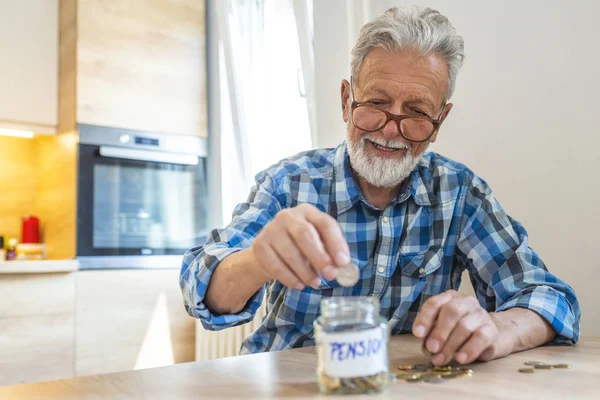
[371,141,401,152]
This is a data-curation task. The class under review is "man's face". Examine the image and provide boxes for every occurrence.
[341,48,452,188]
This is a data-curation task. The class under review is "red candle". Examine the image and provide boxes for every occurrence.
[22,216,40,244]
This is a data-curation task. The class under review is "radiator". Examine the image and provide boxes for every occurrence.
[195,302,267,361]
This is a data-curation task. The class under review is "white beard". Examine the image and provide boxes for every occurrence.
[347,133,426,188]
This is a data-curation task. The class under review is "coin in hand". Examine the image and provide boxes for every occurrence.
[336,263,360,286]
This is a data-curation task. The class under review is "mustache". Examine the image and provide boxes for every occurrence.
[361,135,411,150]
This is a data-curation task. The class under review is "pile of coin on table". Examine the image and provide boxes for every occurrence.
[393,363,473,384]
[518,361,572,373]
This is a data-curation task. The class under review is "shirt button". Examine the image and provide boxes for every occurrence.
[377,267,385,274]
[418,268,425,275]
[382,216,389,223]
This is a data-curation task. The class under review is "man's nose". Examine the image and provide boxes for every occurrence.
[381,119,401,139]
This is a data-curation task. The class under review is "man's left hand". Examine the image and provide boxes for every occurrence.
[412,290,514,366]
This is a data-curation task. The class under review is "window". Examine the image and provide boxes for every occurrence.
[217,0,314,220]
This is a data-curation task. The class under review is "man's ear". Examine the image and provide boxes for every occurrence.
[440,103,453,123]
[430,103,453,143]
[341,79,350,122]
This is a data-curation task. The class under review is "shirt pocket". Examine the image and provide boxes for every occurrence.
[398,245,444,279]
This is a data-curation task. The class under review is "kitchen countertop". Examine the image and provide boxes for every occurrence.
[78,255,182,270]
[0,335,597,399]
[0,259,78,274]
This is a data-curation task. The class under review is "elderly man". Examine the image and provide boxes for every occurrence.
[180,7,580,366]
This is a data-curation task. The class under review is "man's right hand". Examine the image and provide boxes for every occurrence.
[250,203,350,290]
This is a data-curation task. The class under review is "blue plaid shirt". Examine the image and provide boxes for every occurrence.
[180,143,581,354]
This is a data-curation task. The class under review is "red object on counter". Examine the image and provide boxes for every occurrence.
[22,216,40,244]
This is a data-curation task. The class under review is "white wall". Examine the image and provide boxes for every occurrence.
[314,0,600,336]
[313,0,349,148]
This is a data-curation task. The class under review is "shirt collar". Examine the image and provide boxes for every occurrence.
[407,157,438,207]
[330,142,360,216]
[331,142,437,216]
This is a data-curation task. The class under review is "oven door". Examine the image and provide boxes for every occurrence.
[77,143,208,269]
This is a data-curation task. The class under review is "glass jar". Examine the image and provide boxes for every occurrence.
[314,297,389,394]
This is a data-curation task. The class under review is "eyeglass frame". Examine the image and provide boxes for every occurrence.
[349,77,447,143]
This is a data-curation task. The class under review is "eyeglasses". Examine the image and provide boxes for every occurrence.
[349,77,445,143]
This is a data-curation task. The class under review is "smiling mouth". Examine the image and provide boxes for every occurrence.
[366,138,407,153]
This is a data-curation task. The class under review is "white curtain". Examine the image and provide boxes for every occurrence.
[292,0,318,148]
[216,0,314,220]
[197,0,315,360]
[216,0,263,199]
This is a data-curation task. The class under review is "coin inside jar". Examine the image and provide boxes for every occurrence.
[336,263,360,286]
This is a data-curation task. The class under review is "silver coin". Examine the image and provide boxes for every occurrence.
[336,263,360,286]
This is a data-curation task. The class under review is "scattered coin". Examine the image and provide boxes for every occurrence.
[424,377,447,384]
[336,263,360,286]
[519,368,536,373]
[395,373,420,380]
[517,361,573,374]
[443,373,460,379]
[394,363,474,384]
[553,364,572,369]
[413,363,434,370]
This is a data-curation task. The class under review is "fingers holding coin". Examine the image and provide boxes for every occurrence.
[335,263,360,287]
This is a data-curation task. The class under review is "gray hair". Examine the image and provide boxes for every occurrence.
[350,6,465,102]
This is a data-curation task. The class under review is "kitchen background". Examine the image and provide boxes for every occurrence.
[0,0,209,386]
[1,0,599,389]
[1,0,313,387]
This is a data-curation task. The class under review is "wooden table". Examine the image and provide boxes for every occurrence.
[1,336,598,399]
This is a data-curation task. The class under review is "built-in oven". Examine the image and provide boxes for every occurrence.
[77,124,209,269]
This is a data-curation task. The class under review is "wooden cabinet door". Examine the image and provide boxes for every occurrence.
[0,272,75,386]
[0,0,58,134]
[75,269,195,376]
[76,0,207,137]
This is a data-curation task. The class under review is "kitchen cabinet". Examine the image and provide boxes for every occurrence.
[0,268,194,386]
[0,0,58,134]
[75,269,195,376]
[0,272,75,386]
[60,0,207,137]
